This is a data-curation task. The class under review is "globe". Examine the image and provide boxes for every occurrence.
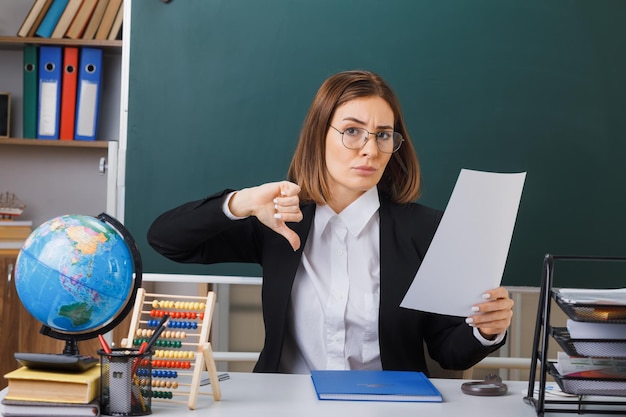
[14,213,142,356]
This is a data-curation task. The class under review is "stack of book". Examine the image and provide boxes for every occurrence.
[17,0,124,41]
[0,219,32,250]
[2,366,101,417]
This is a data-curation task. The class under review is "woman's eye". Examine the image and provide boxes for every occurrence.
[377,131,392,140]
[345,127,360,136]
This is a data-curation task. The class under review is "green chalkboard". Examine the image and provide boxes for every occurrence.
[125,0,626,288]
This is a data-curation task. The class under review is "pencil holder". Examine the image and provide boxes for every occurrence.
[98,348,153,416]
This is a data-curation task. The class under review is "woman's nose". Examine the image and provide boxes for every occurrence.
[360,135,379,156]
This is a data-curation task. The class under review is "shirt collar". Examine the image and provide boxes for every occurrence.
[314,187,380,237]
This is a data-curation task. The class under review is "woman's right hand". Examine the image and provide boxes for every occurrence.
[229,181,303,251]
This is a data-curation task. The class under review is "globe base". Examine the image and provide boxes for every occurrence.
[14,352,98,372]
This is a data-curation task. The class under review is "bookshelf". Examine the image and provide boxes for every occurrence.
[0,2,123,228]
[0,1,125,388]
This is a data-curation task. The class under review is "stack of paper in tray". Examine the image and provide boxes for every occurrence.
[555,352,626,380]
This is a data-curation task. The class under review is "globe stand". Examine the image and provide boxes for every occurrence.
[13,212,143,374]
[14,327,102,371]
[61,337,80,356]
[13,351,99,372]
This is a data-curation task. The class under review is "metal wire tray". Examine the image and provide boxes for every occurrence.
[548,362,626,397]
[553,290,626,324]
[551,327,626,358]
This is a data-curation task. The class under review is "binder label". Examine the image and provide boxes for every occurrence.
[76,81,99,138]
[39,81,59,137]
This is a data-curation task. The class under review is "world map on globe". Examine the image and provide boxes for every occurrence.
[15,214,135,334]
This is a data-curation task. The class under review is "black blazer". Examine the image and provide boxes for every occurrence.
[147,189,504,374]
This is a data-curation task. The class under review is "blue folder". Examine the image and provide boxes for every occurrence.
[37,46,63,140]
[310,370,443,402]
[74,48,103,141]
[35,0,70,38]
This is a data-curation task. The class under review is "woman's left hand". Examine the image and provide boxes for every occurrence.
[466,286,514,339]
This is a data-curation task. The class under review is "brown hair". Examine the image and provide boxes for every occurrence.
[287,70,421,205]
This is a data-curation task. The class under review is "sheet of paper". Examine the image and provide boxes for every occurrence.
[400,169,526,317]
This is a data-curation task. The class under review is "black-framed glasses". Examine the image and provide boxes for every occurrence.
[329,125,404,154]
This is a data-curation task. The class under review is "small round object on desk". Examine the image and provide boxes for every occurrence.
[461,374,508,396]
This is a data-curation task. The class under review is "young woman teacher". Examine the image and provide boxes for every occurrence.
[147,70,514,375]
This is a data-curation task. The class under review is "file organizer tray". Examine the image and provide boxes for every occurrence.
[548,362,626,397]
[551,328,626,358]
[525,255,626,416]
[553,291,626,324]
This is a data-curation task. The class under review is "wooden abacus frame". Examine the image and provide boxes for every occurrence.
[121,287,221,409]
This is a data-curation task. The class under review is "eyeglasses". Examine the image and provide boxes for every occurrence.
[329,125,404,154]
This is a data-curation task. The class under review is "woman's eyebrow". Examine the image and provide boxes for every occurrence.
[341,116,393,130]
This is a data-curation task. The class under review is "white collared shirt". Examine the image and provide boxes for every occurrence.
[278,187,383,373]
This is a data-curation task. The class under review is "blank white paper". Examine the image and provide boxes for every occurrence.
[400,169,526,317]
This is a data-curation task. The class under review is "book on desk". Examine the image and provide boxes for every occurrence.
[310,370,443,402]
[1,397,99,417]
[3,365,99,405]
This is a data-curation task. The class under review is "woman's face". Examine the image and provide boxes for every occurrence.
[324,96,394,212]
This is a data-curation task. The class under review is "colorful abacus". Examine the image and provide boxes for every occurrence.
[121,288,221,409]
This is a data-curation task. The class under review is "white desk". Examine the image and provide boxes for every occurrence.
[0,372,622,416]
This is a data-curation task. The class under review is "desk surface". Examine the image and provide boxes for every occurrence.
[1,372,623,416]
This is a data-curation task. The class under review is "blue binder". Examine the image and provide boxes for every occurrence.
[37,46,63,140]
[35,0,70,38]
[74,48,103,141]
